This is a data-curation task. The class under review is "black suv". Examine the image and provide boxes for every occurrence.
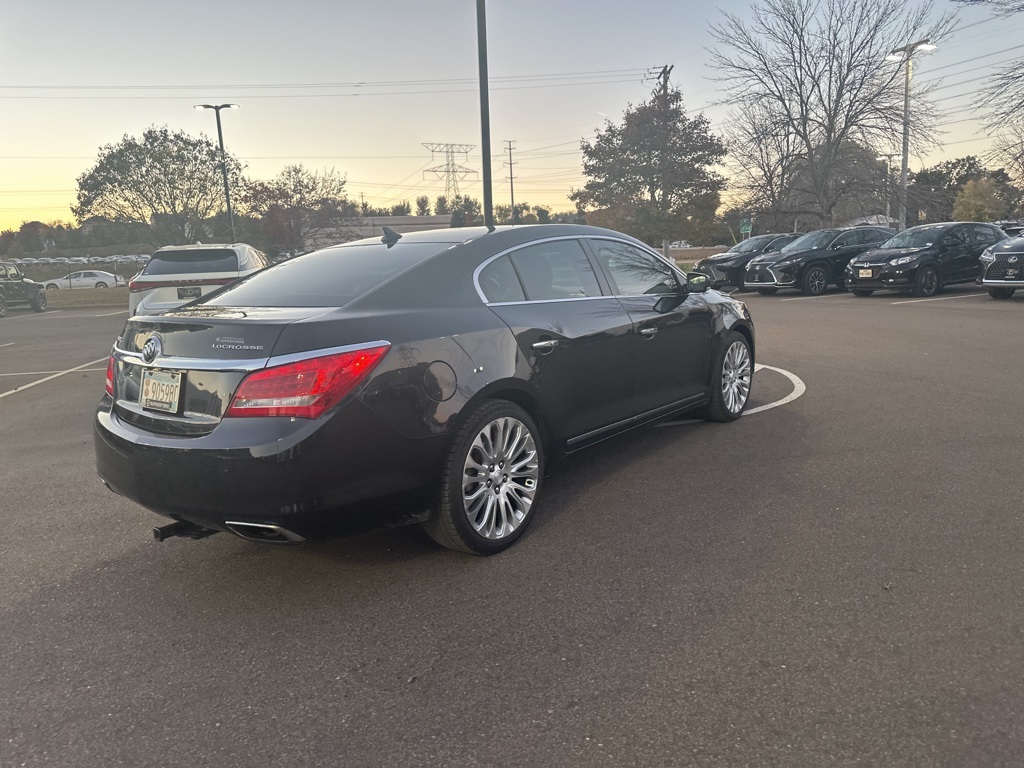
[692,232,803,290]
[846,222,1006,297]
[0,262,48,317]
[978,233,1024,299]
[744,227,894,295]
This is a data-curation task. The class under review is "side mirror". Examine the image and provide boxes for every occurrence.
[686,272,710,293]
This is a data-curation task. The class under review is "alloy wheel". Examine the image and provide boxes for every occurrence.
[462,416,539,540]
[721,340,752,414]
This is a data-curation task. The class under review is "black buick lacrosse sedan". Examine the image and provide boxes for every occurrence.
[95,225,755,554]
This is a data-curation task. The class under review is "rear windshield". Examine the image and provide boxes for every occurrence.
[144,248,239,275]
[204,241,454,307]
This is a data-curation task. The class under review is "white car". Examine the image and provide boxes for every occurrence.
[128,243,269,316]
[44,270,126,289]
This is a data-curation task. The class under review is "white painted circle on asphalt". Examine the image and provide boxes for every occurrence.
[657,363,806,427]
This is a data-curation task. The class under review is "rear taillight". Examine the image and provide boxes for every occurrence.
[225,344,390,419]
[104,356,115,396]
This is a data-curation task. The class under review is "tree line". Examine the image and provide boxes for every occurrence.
[5,0,1024,258]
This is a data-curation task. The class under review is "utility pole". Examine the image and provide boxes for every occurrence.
[505,140,517,224]
[656,64,673,97]
[877,154,897,226]
[476,0,495,229]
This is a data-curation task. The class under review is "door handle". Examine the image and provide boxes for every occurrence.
[531,339,560,350]
[639,327,658,338]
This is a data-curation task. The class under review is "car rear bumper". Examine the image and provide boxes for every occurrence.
[94,396,448,538]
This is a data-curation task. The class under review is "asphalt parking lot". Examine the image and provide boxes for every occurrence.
[2,287,1023,766]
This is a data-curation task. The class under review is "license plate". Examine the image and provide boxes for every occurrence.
[1007,268,1019,278]
[140,369,182,413]
[177,286,202,299]
[858,269,873,278]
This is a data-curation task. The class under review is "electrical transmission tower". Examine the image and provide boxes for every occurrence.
[422,143,477,208]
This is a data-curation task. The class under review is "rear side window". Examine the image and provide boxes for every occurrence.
[205,241,454,308]
[144,248,239,276]
[508,240,602,300]
[478,256,526,303]
[973,225,1002,245]
[946,227,970,246]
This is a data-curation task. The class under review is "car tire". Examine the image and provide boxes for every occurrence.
[988,287,1016,299]
[852,289,874,297]
[0,294,6,318]
[45,283,59,290]
[801,264,829,295]
[95,281,108,288]
[698,331,753,423]
[31,292,47,312]
[424,399,544,555]
[912,265,940,297]
[756,288,778,295]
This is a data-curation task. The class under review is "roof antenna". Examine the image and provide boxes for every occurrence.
[381,226,403,247]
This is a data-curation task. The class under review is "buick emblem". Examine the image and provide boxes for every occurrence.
[1009,255,1019,264]
[141,335,162,364]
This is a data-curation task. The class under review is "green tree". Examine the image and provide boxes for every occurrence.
[953,178,1010,221]
[570,87,726,245]
[415,195,431,216]
[449,196,482,228]
[241,165,358,253]
[435,196,451,216]
[73,126,243,245]
[390,201,412,216]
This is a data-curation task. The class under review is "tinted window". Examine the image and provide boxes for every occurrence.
[0,265,8,278]
[781,230,840,252]
[508,240,601,301]
[832,232,859,247]
[478,255,526,303]
[866,229,891,243]
[946,226,970,246]
[144,248,239,276]
[729,234,777,254]
[205,242,452,308]
[592,240,680,296]
[881,228,941,249]
[973,224,1001,245]
[765,235,798,252]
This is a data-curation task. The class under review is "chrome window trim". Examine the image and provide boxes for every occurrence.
[112,339,390,372]
[585,236,691,297]
[473,235,605,305]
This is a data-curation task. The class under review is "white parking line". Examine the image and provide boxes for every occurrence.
[94,310,129,317]
[0,357,108,400]
[0,342,14,348]
[780,294,854,302]
[7,310,63,320]
[891,293,987,305]
[0,368,105,377]
[657,363,807,427]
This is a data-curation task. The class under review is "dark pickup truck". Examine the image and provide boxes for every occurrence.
[0,262,48,317]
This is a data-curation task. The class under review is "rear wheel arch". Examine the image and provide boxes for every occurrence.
[454,382,554,457]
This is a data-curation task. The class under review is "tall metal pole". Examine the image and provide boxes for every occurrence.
[899,57,912,232]
[506,140,516,224]
[196,104,238,243]
[476,0,494,230]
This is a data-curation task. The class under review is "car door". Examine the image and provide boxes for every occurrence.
[826,231,868,278]
[941,225,972,282]
[587,238,713,416]
[479,238,637,445]
[6,264,28,303]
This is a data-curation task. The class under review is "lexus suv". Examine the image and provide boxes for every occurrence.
[128,243,269,316]
[744,227,894,295]
[978,233,1024,299]
[0,261,48,317]
[846,222,1006,297]
[692,233,802,290]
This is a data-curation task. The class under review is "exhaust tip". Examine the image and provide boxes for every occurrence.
[224,521,305,544]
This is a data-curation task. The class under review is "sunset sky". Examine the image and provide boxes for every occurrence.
[1,0,1018,232]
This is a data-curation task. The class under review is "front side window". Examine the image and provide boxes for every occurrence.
[591,240,680,296]
[508,240,601,301]
[832,232,860,248]
[973,225,1001,246]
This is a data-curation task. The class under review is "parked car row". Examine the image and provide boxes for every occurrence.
[10,254,150,266]
[694,221,1018,300]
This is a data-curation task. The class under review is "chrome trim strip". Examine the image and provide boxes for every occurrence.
[982,279,1024,287]
[487,296,615,307]
[566,394,706,446]
[113,340,391,372]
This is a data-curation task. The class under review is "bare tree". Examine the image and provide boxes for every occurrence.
[710,0,954,226]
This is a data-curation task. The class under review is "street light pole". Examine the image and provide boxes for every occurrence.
[877,154,896,226]
[195,104,239,242]
[887,40,936,231]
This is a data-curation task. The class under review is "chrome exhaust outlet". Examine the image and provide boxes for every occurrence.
[224,521,305,544]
